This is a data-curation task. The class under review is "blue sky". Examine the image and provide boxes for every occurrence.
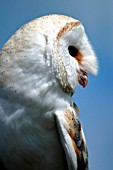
[0,0,113,170]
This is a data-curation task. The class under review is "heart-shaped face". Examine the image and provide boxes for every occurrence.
[54,16,98,94]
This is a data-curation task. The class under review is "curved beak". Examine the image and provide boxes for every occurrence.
[77,69,88,88]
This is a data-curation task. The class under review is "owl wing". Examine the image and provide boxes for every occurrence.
[55,106,89,170]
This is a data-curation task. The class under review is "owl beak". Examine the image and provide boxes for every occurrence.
[77,69,88,88]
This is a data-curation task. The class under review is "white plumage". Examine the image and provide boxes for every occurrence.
[0,14,98,170]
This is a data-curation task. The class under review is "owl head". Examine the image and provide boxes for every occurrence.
[0,14,98,101]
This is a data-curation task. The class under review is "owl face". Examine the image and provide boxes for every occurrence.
[53,18,98,94]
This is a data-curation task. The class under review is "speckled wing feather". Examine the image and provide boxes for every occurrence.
[55,107,88,170]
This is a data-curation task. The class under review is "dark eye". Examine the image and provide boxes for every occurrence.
[68,46,78,57]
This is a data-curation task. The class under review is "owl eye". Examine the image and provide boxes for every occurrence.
[68,46,78,58]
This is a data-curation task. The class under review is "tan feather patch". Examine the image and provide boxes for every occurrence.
[63,107,88,169]
[75,50,83,64]
[57,21,81,40]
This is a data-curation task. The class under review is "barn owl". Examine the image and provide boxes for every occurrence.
[0,14,98,170]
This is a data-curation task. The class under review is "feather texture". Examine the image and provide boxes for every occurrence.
[0,14,98,170]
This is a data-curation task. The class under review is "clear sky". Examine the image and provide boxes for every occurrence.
[0,0,113,170]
